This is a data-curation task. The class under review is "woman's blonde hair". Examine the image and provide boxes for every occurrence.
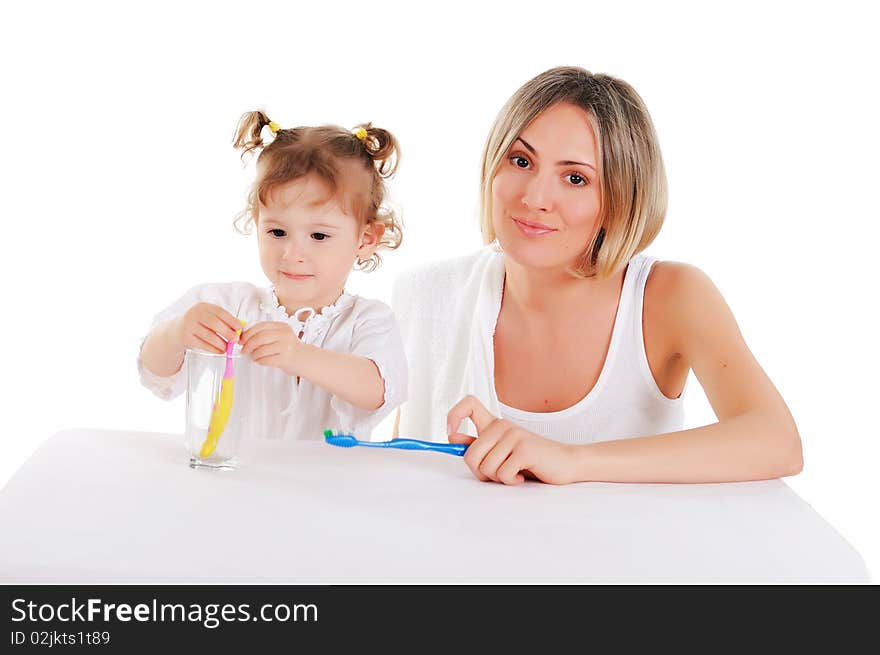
[480,66,667,278]
[232,111,403,272]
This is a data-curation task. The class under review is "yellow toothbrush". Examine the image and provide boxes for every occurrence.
[199,321,246,458]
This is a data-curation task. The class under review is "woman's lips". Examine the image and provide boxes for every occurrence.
[512,217,557,237]
[282,272,314,280]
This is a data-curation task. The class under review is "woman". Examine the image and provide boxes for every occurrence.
[392,66,802,485]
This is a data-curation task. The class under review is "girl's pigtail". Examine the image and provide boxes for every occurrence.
[233,110,273,158]
[354,123,400,178]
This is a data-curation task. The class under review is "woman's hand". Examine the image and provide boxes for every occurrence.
[239,322,302,375]
[447,395,578,485]
[175,302,242,354]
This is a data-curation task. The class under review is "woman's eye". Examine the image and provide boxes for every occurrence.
[311,232,330,241]
[268,229,286,237]
[510,155,530,169]
[567,173,587,186]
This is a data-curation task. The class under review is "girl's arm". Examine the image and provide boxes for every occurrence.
[239,321,385,411]
[288,343,386,411]
[141,303,243,377]
[570,262,803,482]
[140,317,185,378]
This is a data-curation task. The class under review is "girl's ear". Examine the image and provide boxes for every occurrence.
[358,222,385,253]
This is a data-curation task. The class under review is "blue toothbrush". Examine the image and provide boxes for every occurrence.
[323,430,467,456]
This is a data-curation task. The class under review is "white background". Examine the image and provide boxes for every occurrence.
[1,1,876,581]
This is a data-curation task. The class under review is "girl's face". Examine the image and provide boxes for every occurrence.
[256,174,381,311]
[491,102,602,272]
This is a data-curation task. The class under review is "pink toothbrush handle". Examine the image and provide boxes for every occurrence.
[223,339,235,378]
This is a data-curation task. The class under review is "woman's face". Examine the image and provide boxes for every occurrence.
[491,102,601,271]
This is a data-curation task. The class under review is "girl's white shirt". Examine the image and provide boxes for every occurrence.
[138,282,407,441]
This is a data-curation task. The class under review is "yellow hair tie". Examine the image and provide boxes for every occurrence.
[353,127,368,142]
[268,120,282,134]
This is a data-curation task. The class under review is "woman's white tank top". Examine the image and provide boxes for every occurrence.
[499,255,685,444]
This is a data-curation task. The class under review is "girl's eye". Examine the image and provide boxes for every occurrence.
[510,155,530,169]
[268,229,286,237]
[311,232,330,241]
[567,173,588,186]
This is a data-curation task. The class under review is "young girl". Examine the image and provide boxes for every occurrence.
[139,111,407,440]
[393,66,803,485]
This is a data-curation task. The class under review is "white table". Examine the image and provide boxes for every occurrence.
[0,429,869,583]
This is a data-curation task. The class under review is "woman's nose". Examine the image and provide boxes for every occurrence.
[521,172,553,212]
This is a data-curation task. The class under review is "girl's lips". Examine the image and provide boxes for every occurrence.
[282,272,314,280]
[513,217,557,237]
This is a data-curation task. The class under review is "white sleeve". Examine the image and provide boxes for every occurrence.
[331,300,408,438]
[137,283,239,401]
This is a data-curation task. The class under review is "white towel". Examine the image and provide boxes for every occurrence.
[391,245,505,440]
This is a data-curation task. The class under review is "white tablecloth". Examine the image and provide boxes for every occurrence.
[0,429,869,583]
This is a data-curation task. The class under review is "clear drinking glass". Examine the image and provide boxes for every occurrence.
[185,347,249,470]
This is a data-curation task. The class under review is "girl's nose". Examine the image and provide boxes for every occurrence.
[282,243,306,263]
[521,172,553,212]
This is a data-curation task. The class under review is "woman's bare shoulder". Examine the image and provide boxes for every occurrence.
[644,260,727,353]
[645,260,725,312]
[645,260,713,294]
[646,258,744,360]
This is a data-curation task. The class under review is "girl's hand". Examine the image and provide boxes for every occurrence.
[176,302,242,354]
[446,395,578,485]
[239,322,302,375]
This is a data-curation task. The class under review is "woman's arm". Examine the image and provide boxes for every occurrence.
[581,262,802,479]
[573,263,802,482]
[572,413,802,483]
[448,263,803,484]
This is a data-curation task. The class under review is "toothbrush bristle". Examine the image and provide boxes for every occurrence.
[324,433,358,448]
